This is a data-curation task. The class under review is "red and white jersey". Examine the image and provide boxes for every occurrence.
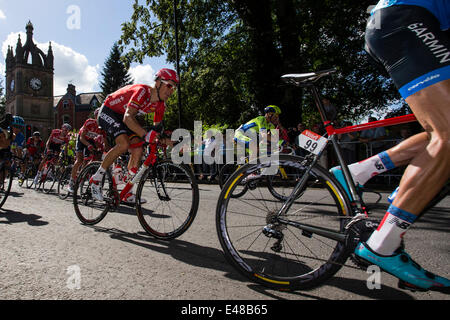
[79,118,105,141]
[48,129,69,145]
[103,84,166,122]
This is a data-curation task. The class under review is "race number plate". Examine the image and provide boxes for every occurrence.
[298,130,328,155]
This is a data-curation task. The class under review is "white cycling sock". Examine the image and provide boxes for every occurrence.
[366,204,417,255]
[348,151,395,186]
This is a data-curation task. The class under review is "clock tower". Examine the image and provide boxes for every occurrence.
[5,21,54,139]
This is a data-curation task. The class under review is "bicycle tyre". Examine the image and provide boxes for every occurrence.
[216,154,353,291]
[42,165,57,194]
[73,162,112,225]
[136,160,199,240]
[25,164,38,189]
[266,164,306,201]
[58,166,73,200]
[218,162,248,198]
[0,167,13,209]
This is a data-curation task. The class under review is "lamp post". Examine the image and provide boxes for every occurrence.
[173,0,182,128]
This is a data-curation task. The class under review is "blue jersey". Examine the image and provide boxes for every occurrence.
[12,131,25,148]
[372,0,450,30]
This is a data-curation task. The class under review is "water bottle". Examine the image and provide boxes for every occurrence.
[388,186,399,204]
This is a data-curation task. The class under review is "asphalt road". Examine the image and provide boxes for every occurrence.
[0,181,448,301]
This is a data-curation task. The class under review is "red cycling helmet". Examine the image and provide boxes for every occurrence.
[155,68,179,84]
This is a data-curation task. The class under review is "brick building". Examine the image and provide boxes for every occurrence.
[53,84,102,131]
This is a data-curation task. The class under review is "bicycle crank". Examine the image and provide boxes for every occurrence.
[344,214,379,270]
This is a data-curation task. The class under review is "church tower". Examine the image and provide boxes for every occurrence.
[5,21,54,139]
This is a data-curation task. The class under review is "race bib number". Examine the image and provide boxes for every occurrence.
[298,130,328,155]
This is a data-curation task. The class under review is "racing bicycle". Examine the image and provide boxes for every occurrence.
[73,133,199,240]
[216,68,449,292]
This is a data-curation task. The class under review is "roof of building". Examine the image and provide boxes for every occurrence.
[54,88,103,112]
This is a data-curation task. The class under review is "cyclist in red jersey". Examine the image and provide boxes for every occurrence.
[33,123,71,186]
[26,131,45,164]
[90,68,178,202]
[67,109,106,193]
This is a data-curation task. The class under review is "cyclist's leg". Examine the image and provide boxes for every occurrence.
[392,81,450,214]
[92,134,129,179]
[356,5,450,290]
[123,135,145,203]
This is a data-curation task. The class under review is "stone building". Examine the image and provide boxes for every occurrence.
[4,21,103,138]
[4,21,54,139]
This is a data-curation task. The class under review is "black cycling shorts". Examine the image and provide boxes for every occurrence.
[48,142,62,154]
[97,105,134,141]
[75,136,95,153]
[365,5,450,99]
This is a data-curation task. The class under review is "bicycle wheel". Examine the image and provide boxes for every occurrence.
[0,166,13,209]
[25,164,37,189]
[216,154,353,291]
[136,160,199,240]
[218,162,248,198]
[73,162,113,225]
[42,165,57,194]
[266,164,306,201]
[58,166,73,200]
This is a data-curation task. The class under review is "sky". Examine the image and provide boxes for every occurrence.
[0,0,172,96]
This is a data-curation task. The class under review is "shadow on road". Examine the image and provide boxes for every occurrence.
[0,208,49,226]
[87,225,414,300]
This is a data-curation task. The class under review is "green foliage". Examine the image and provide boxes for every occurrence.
[99,43,133,98]
[119,0,400,131]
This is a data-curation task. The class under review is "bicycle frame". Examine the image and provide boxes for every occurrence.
[308,83,417,209]
[111,142,159,206]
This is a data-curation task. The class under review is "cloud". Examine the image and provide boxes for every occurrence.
[1,32,99,95]
[129,64,155,85]
[0,10,6,20]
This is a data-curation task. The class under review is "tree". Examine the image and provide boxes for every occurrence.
[99,43,133,98]
[119,0,400,130]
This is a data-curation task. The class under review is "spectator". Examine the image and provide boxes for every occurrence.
[359,116,387,156]
[338,121,358,165]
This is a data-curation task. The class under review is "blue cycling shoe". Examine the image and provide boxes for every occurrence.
[330,166,363,201]
[354,242,450,292]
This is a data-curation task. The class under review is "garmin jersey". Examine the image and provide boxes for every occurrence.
[372,0,450,30]
[48,129,69,145]
[103,84,166,122]
[79,118,105,141]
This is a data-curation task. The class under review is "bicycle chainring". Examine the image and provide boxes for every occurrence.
[344,217,379,270]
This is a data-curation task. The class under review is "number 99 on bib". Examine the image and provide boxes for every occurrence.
[298,130,328,155]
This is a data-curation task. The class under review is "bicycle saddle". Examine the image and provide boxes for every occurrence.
[281,68,337,85]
